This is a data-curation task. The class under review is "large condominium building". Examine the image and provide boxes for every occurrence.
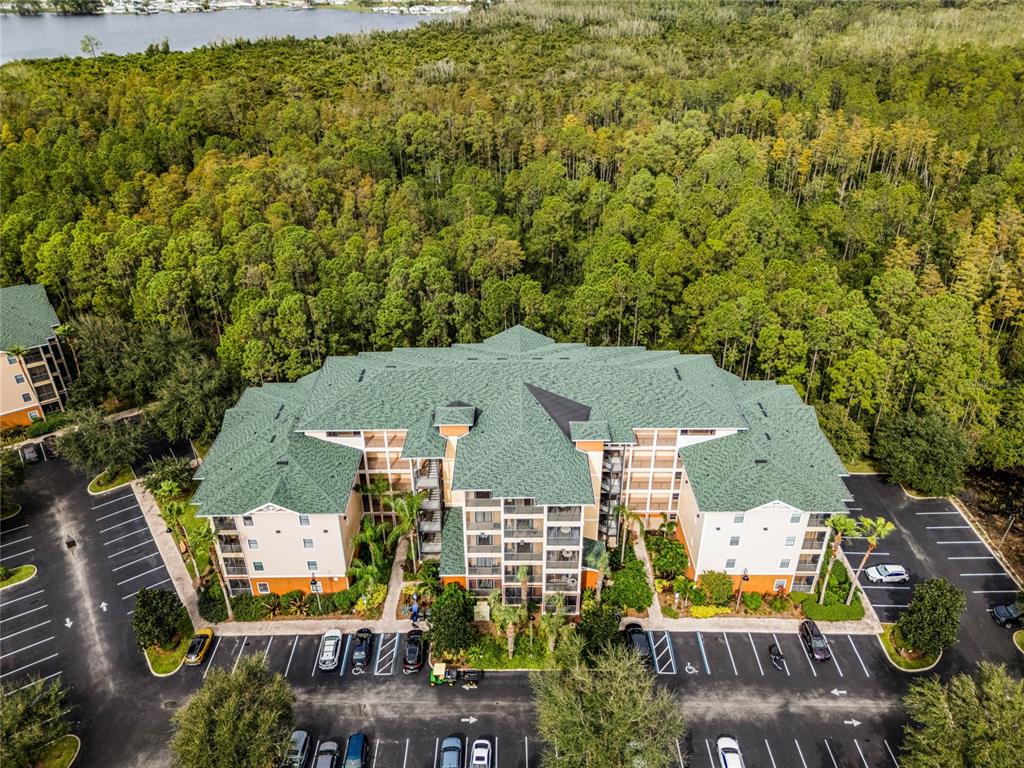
[0,284,73,429]
[192,326,851,612]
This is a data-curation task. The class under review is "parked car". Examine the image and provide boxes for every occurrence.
[313,741,340,768]
[318,629,343,671]
[351,628,374,669]
[184,628,214,666]
[403,629,425,673]
[439,736,463,768]
[281,730,311,768]
[469,739,492,767]
[623,623,652,667]
[21,444,40,463]
[715,735,745,768]
[342,733,369,768]
[991,602,1023,628]
[799,620,832,662]
[865,564,910,583]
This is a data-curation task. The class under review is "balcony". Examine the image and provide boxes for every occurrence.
[600,477,621,494]
[465,496,500,509]
[467,565,501,576]
[418,508,442,533]
[504,549,543,562]
[546,554,580,570]
[547,507,581,522]
[807,513,831,528]
[224,565,248,577]
[213,517,237,532]
[802,531,827,550]
[466,517,500,532]
[603,456,622,473]
[545,576,579,591]
[420,533,441,555]
[503,504,541,516]
[467,543,501,554]
[415,469,439,490]
[546,533,581,547]
[217,539,242,554]
[795,555,821,573]
[504,525,542,539]
[421,490,441,512]
[29,370,51,385]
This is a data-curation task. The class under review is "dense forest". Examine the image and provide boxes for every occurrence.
[1,0,1022,487]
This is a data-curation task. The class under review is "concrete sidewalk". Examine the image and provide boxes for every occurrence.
[7,406,144,453]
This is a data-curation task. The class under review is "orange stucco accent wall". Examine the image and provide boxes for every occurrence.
[438,425,470,438]
[0,406,36,428]
[574,440,606,452]
[249,576,349,595]
[735,574,790,593]
[675,524,696,580]
[441,575,467,589]
[581,568,599,590]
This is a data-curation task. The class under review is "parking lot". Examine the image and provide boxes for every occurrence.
[845,476,1023,671]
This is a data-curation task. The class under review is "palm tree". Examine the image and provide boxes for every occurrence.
[354,517,392,572]
[191,522,233,620]
[161,501,199,579]
[846,516,896,605]
[489,591,526,660]
[517,565,530,606]
[539,594,566,653]
[189,523,214,581]
[616,504,642,562]
[594,549,610,603]
[818,515,861,605]
[385,491,427,567]
[54,323,80,376]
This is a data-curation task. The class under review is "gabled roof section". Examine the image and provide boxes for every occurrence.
[433,404,476,427]
[477,325,554,354]
[570,420,610,443]
[191,372,362,518]
[0,284,60,351]
[679,380,851,513]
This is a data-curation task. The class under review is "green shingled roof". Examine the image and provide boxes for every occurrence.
[679,379,851,513]
[296,327,745,505]
[433,405,476,426]
[191,371,362,518]
[0,284,59,351]
[439,507,465,577]
[570,420,611,443]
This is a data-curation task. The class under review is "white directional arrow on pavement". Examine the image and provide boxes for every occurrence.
[64,618,73,629]
[460,716,478,724]
[100,602,108,612]
[461,684,476,691]
[844,719,861,727]
[831,688,847,696]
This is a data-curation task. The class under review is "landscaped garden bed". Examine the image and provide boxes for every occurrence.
[879,623,940,671]
[35,734,80,768]
[0,564,37,590]
[87,465,134,494]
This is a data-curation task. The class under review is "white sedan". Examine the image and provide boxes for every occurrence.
[865,564,910,583]
[716,735,745,768]
[470,738,492,767]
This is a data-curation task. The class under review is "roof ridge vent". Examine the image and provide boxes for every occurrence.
[269,434,276,444]
[357,369,365,382]
[274,404,285,420]
[754,458,768,464]
[276,458,289,466]
[674,367,682,381]
[757,402,768,418]
[764,432,771,441]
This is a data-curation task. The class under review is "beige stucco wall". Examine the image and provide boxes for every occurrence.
[237,503,349,582]
[0,355,39,418]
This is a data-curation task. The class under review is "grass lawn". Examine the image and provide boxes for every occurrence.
[1,502,21,520]
[879,623,939,671]
[145,624,193,675]
[34,734,79,768]
[845,456,884,474]
[1015,630,1023,654]
[88,466,134,493]
[1,564,37,590]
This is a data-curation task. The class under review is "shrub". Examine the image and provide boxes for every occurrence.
[895,578,966,656]
[26,412,70,437]
[428,584,478,658]
[280,590,304,615]
[131,588,188,648]
[604,560,653,612]
[769,592,789,613]
[875,412,969,496]
[232,594,270,622]
[742,591,763,612]
[697,570,734,606]
[578,601,621,656]
[142,456,194,501]
[690,605,730,618]
[0,564,11,582]
[303,592,333,616]
[650,535,689,579]
[662,605,679,619]
[198,581,228,623]
[332,589,357,614]
[790,591,812,605]
[802,601,865,621]
[356,584,387,616]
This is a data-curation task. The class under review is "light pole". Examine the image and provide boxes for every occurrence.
[999,511,1019,549]
[734,568,750,612]
[310,576,321,612]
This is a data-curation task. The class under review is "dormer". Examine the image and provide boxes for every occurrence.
[433,401,477,438]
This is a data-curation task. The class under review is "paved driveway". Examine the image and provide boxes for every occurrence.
[845,475,1023,674]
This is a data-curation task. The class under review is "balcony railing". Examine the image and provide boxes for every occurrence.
[467,544,501,554]
[504,526,542,539]
[503,504,541,516]
[465,496,500,509]
[224,565,248,577]
[419,509,442,533]
[420,538,441,555]
[547,507,581,522]
[504,550,543,562]
[603,456,622,472]
[415,470,439,490]
[795,555,821,573]
[545,578,579,591]
[213,517,237,532]
[807,513,831,528]
[421,491,441,511]
[546,535,581,547]
[218,541,243,554]
[546,556,580,570]
[467,565,501,576]
[802,532,827,550]
[466,518,500,532]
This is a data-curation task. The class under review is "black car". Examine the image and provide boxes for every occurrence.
[623,623,652,667]
[403,629,425,673]
[991,602,1023,628]
[799,620,831,662]
[351,628,374,669]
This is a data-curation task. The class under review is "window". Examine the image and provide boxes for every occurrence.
[256,582,270,594]
[14,374,25,384]
[242,515,254,527]
[306,560,318,572]
[298,515,310,527]
[253,561,264,572]
[773,579,788,591]
[785,536,796,547]
[733,513,745,524]
[780,559,791,569]
[21,393,31,402]
[790,512,801,524]
[27,411,39,422]
[303,538,314,549]
[725,558,736,569]
[247,538,259,550]
[6,355,16,365]
[729,536,740,546]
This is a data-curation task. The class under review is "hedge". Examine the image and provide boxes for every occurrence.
[689,605,731,618]
[801,600,865,622]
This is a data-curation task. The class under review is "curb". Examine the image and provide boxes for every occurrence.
[876,630,942,674]
[1014,630,1024,657]
[1,503,22,521]
[142,645,185,678]
[0,564,37,592]
[87,471,134,497]
[67,734,81,767]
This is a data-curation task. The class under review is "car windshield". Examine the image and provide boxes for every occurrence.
[811,636,828,649]
[187,637,204,654]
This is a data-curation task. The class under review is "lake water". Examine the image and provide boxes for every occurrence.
[0,8,437,63]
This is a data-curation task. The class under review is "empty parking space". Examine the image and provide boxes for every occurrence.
[374,632,400,676]
[688,727,901,768]
[0,581,62,692]
[0,520,35,568]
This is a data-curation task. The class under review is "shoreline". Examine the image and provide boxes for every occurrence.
[0,2,469,16]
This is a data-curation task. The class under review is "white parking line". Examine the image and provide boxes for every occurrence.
[948,555,995,560]
[797,634,817,676]
[1,605,48,623]
[825,636,843,677]
[111,552,159,571]
[0,652,59,679]
[2,670,62,696]
[107,540,156,558]
[121,577,171,599]
[0,635,55,660]
[433,739,439,768]
[116,565,166,586]
[0,535,32,548]
[0,589,43,606]
[0,548,34,562]
[937,540,985,545]
[704,740,714,765]
[862,585,910,590]
[960,572,1012,577]
[696,631,710,674]
[100,514,145,533]
[263,636,273,663]
[824,739,839,767]
[232,636,248,672]
[371,739,379,768]
[844,551,889,557]
[747,633,764,676]
[203,637,222,679]
[284,636,298,677]
[91,493,134,509]
[96,505,140,522]
[310,639,320,677]
[973,590,1018,594]
[926,525,972,530]
[770,633,790,677]
[794,739,808,768]
[884,739,901,767]
[764,739,777,768]
[675,739,684,768]
[854,739,869,767]
[403,738,409,768]
[339,634,352,677]
[872,603,909,608]
[915,511,960,515]
[1,620,52,641]
[847,636,870,677]
[102,527,150,545]
[722,633,738,676]
[1,524,29,534]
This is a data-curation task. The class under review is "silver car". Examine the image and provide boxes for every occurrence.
[318,630,343,671]
[281,730,310,768]
[865,564,909,583]
[439,736,462,768]
[313,741,339,768]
